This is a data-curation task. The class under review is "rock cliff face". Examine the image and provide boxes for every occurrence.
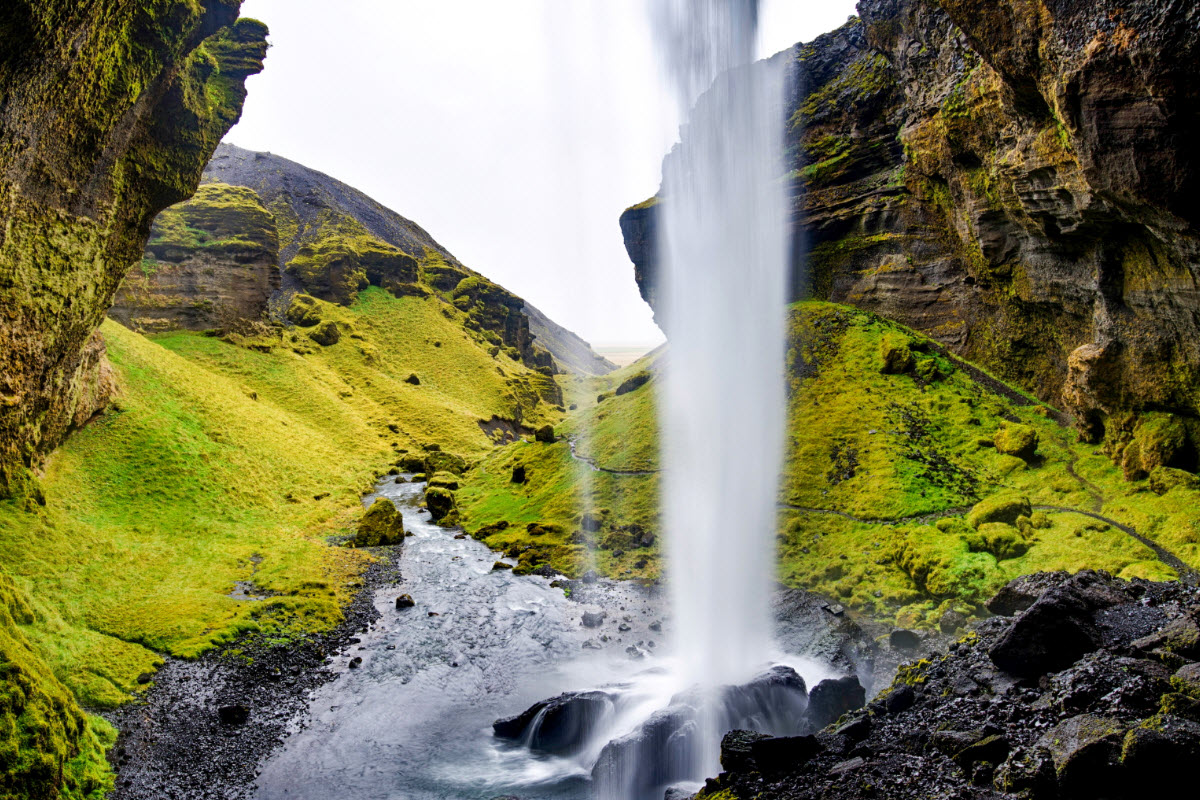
[0,1,267,498]
[109,183,280,332]
[202,144,612,376]
[621,0,1200,476]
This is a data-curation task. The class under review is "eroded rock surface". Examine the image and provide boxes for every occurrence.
[0,1,267,497]
[622,0,1200,467]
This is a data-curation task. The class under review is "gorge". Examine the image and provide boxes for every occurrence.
[2,2,1200,800]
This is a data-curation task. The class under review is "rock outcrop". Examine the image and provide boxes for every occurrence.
[0,1,267,498]
[201,144,610,377]
[702,570,1200,800]
[109,183,281,332]
[621,0,1200,472]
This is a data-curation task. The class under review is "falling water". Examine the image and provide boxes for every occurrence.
[654,2,788,689]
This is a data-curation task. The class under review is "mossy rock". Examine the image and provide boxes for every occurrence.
[967,495,1033,528]
[965,523,1030,561]
[1124,413,1193,480]
[535,425,556,443]
[425,485,456,522]
[425,450,467,476]
[615,371,651,396]
[427,471,460,491]
[307,320,340,346]
[396,454,426,472]
[286,293,323,327]
[354,498,405,547]
[993,424,1039,461]
[879,332,915,375]
[1149,466,1200,496]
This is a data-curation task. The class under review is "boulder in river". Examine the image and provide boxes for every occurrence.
[492,690,615,755]
[354,498,405,547]
[395,594,415,609]
[424,485,456,522]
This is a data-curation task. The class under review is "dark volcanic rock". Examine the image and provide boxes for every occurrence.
[695,571,1200,800]
[807,676,866,729]
[492,690,615,755]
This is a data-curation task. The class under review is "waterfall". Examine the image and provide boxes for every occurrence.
[652,0,789,693]
[601,0,792,793]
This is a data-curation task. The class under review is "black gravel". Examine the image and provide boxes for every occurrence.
[105,545,404,800]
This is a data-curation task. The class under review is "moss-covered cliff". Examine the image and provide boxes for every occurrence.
[201,144,611,379]
[109,183,281,332]
[621,0,1200,476]
[0,1,268,500]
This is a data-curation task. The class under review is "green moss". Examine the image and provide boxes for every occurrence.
[285,216,418,304]
[795,53,894,126]
[354,499,404,547]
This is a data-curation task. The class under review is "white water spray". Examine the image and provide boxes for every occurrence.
[653,1,789,690]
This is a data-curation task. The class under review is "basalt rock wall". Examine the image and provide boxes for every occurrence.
[0,1,267,497]
[621,0,1200,476]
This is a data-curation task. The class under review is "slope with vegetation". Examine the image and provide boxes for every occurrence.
[455,301,1200,632]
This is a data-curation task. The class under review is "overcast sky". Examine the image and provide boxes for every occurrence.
[226,0,859,346]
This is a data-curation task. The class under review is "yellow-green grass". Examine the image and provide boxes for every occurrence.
[0,285,565,792]
[459,300,1200,624]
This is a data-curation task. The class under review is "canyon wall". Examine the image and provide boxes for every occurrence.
[0,1,267,497]
[622,0,1200,476]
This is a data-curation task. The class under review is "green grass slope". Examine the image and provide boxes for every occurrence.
[0,286,563,793]
[457,301,1200,629]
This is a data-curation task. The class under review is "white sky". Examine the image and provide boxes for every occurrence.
[226,0,859,346]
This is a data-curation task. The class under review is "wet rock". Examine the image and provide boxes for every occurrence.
[663,787,695,800]
[581,570,599,584]
[491,561,513,571]
[720,730,770,773]
[136,672,153,685]
[348,656,362,669]
[883,685,915,714]
[581,513,602,532]
[888,629,921,651]
[492,690,614,755]
[939,610,968,634]
[1130,610,1200,659]
[989,580,1112,677]
[395,594,415,609]
[217,704,249,725]
[750,734,825,776]
[808,676,865,728]
[582,611,605,628]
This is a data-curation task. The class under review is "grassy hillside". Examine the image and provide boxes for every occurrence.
[0,287,563,793]
[456,302,1200,628]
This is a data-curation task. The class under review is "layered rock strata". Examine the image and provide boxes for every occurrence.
[622,0,1200,472]
[109,183,281,332]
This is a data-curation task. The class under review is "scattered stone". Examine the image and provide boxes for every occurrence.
[217,704,249,725]
[136,672,154,685]
[534,424,556,443]
[808,676,866,728]
[889,629,920,651]
[581,570,599,585]
[582,611,605,628]
[404,373,420,385]
[306,320,340,346]
[348,656,362,669]
[511,465,526,483]
[939,609,968,633]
